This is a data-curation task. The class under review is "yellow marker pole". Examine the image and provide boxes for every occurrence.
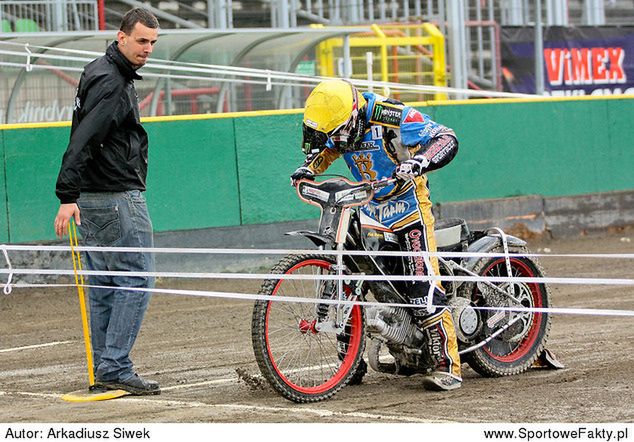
[62,221,130,402]
[62,220,130,402]
[69,219,95,387]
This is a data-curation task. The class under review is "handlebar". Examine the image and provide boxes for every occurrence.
[296,176,400,208]
[369,177,398,191]
[297,176,398,191]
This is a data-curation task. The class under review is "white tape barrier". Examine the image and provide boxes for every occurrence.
[2,243,634,259]
[2,244,633,317]
[3,267,634,287]
[2,244,634,286]
[10,282,634,318]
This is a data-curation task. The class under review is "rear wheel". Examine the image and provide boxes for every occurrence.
[251,254,366,403]
[463,248,551,377]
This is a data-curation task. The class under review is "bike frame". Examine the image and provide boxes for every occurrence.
[296,177,379,334]
[294,177,536,354]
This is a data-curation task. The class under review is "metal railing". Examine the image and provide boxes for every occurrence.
[316,23,448,102]
[0,0,98,32]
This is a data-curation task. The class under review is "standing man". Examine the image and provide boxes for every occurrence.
[53,8,160,395]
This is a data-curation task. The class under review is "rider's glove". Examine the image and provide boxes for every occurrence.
[394,155,431,181]
[290,166,315,186]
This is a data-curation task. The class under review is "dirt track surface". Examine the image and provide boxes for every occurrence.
[1,229,633,423]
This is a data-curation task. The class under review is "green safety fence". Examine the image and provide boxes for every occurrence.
[0,96,632,243]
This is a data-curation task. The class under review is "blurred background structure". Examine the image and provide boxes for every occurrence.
[1,0,633,123]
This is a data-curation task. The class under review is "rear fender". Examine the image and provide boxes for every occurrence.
[461,233,527,272]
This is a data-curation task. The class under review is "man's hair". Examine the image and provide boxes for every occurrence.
[119,8,159,34]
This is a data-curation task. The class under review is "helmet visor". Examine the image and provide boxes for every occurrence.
[302,124,329,155]
[327,88,361,149]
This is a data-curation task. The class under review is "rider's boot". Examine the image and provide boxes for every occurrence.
[417,307,462,391]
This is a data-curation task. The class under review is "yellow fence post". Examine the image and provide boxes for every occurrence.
[424,23,449,101]
[315,23,447,101]
[371,24,390,96]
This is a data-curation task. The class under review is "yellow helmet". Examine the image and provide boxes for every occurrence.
[302,79,367,154]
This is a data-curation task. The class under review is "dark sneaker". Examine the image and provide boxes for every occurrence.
[88,384,109,393]
[422,372,462,391]
[97,374,161,396]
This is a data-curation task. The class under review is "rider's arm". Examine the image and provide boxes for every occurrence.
[396,108,458,177]
[305,147,340,175]
[291,146,341,184]
[409,133,458,174]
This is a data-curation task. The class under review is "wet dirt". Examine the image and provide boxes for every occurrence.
[1,228,633,423]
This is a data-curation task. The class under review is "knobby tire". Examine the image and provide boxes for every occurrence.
[463,247,551,377]
[251,254,366,403]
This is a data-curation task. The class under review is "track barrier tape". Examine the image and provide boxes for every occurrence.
[2,267,634,286]
[8,282,634,317]
[3,243,634,259]
[2,244,633,317]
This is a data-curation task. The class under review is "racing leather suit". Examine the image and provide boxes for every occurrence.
[296,92,461,380]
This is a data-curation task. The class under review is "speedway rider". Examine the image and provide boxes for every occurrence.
[291,79,462,391]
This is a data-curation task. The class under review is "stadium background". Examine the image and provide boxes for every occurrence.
[0,0,632,426]
[0,95,632,245]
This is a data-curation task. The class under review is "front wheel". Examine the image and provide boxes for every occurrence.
[462,248,551,377]
[251,254,366,403]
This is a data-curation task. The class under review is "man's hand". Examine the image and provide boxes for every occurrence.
[290,166,315,186]
[394,156,431,181]
[54,203,81,238]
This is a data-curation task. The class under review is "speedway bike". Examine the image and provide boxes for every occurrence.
[251,176,551,403]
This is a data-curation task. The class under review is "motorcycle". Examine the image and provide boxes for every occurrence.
[251,176,552,403]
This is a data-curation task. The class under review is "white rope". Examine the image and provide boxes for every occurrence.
[3,245,633,316]
[0,60,313,89]
[0,56,530,99]
[0,60,85,73]
[3,243,634,259]
[0,41,537,99]
[3,246,634,287]
[10,282,634,317]
[3,267,634,287]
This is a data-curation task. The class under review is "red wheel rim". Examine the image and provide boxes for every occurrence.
[264,259,363,395]
[480,258,544,363]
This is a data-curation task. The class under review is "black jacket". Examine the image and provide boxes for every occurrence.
[55,41,149,204]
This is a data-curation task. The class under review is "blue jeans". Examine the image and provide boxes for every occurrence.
[77,190,155,382]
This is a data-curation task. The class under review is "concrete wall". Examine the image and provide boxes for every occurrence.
[0,95,632,244]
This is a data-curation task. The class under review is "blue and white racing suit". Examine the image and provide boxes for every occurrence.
[299,92,461,378]
[301,91,458,273]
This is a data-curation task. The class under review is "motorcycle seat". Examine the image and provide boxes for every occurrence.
[435,218,468,250]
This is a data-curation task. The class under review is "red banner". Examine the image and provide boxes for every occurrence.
[501,26,634,96]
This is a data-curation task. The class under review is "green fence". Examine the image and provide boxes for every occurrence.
[3,126,68,243]
[0,134,7,243]
[427,98,633,202]
[1,96,632,243]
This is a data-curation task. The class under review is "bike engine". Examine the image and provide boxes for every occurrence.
[366,306,429,375]
[365,306,423,348]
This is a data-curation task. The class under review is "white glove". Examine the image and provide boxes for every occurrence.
[394,156,430,181]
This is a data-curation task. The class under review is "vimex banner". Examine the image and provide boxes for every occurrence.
[501,26,634,96]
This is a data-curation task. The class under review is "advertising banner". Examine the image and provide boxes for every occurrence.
[501,26,634,96]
